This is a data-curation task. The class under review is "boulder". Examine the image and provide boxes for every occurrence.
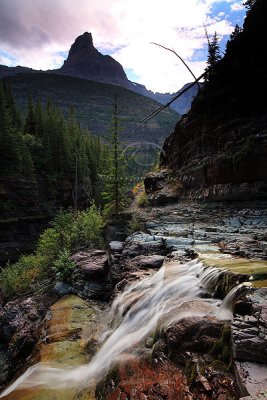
[0,294,55,386]
[109,241,124,253]
[130,254,165,269]
[163,317,225,364]
[232,288,267,364]
[71,250,109,279]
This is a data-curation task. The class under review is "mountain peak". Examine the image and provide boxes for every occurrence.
[73,32,93,48]
[59,32,128,85]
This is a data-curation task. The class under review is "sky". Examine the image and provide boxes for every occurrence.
[0,0,246,93]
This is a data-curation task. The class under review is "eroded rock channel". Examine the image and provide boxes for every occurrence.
[0,201,267,399]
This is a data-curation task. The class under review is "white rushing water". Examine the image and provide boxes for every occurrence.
[0,259,240,398]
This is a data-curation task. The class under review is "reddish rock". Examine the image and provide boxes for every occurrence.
[97,356,192,400]
[71,250,109,279]
[0,294,55,386]
[129,255,165,269]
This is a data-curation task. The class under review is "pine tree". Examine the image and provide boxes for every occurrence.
[3,81,21,130]
[205,32,222,81]
[244,0,256,12]
[35,99,44,138]
[230,24,243,41]
[24,94,36,136]
[0,83,21,174]
[102,97,128,218]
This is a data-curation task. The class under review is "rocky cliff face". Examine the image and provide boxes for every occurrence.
[58,32,129,86]
[161,0,267,201]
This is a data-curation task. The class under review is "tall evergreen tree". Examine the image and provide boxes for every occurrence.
[205,32,222,81]
[24,94,37,136]
[0,83,21,174]
[102,97,128,217]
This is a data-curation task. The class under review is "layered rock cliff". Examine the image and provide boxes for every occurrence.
[160,0,267,201]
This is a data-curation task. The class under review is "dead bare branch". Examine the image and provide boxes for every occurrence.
[136,71,206,129]
[152,42,200,91]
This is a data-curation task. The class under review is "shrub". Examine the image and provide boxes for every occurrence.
[0,254,45,298]
[37,227,61,263]
[0,204,105,297]
[51,210,76,251]
[127,216,144,234]
[137,191,150,207]
[37,210,75,261]
[73,203,104,249]
[53,250,76,283]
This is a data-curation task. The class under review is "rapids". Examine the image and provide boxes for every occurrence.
[0,259,243,398]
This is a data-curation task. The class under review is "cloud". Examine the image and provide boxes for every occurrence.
[0,0,244,92]
[230,2,244,11]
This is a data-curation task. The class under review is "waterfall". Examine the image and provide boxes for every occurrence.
[0,259,237,398]
[216,282,251,320]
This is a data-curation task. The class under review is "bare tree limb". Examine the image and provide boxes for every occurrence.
[136,71,206,129]
[152,42,201,90]
[203,23,211,47]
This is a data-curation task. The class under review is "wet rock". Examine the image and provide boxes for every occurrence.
[163,236,194,252]
[163,317,225,364]
[129,254,165,269]
[235,361,267,398]
[232,288,267,364]
[0,294,55,386]
[109,241,124,253]
[212,269,249,298]
[74,279,112,302]
[54,281,75,296]
[122,232,165,258]
[2,295,107,399]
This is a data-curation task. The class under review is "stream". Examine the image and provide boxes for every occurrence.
[0,259,247,398]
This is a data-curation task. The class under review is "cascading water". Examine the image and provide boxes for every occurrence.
[0,259,242,398]
[216,282,251,320]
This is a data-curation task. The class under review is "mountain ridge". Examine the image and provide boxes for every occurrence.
[0,32,198,115]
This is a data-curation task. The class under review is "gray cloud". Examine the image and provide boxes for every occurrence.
[0,0,118,51]
[0,0,53,49]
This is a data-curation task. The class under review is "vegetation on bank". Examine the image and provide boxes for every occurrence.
[0,81,149,299]
[0,205,104,298]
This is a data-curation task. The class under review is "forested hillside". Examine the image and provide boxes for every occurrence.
[3,73,179,144]
[0,82,109,263]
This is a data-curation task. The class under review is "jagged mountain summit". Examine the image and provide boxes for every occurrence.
[0,32,198,115]
[58,32,128,86]
[57,32,198,114]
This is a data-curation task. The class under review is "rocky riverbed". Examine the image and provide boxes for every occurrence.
[0,200,266,399]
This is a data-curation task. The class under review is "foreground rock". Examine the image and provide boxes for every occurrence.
[2,295,108,400]
[70,250,112,301]
[232,288,267,398]
[0,294,56,387]
[96,356,192,400]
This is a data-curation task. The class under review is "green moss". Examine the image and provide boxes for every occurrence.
[209,325,231,365]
